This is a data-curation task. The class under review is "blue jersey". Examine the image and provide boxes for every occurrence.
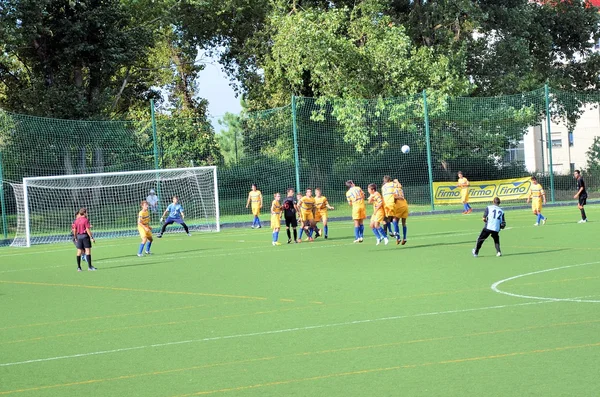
[483,205,505,232]
[167,203,184,219]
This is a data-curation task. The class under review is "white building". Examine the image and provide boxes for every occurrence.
[520,105,600,175]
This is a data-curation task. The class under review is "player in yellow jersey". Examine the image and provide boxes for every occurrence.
[298,188,317,241]
[393,178,409,245]
[381,175,400,239]
[367,184,389,245]
[295,192,306,241]
[245,184,263,228]
[345,180,366,243]
[270,193,282,246]
[526,176,547,226]
[457,171,472,214]
[314,188,334,239]
[137,201,153,256]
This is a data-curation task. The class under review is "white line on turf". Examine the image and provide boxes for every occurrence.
[0,300,554,367]
[491,261,600,303]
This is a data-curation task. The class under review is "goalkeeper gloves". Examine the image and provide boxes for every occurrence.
[500,222,506,230]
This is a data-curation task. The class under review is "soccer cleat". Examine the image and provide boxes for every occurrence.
[578,219,588,223]
[137,253,143,257]
[88,266,97,271]
[396,239,400,245]
[384,237,389,245]
[324,235,328,239]
[145,251,152,255]
[257,225,262,229]
[287,239,292,244]
[156,234,163,238]
[297,239,302,243]
[472,248,478,257]
[533,223,539,226]
[462,211,467,215]
[542,218,546,225]
[353,239,361,243]
[359,237,363,243]
[376,238,381,246]
[272,241,281,246]
[466,208,473,214]
[308,237,314,242]
[187,233,192,236]
[496,252,502,257]
[250,225,255,229]
[401,239,407,245]
[77,268,82,272]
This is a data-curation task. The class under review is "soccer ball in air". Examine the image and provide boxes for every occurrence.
[401,145,410,154]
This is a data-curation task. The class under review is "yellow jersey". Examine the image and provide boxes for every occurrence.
[346,186,365,206]
[370,192,384,211]
[315,196,329,212]
[271,200,282,214]
[248,190,262,206]
[381,182,398,206]
[138,209,150,227]
[299,196,315,212]
[529,184,545,199]
[458,177,469,190]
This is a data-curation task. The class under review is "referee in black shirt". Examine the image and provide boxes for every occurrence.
[574,170,588,223]
[283,188,299,243]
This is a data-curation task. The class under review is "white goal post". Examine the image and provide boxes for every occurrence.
[10,167,220,247]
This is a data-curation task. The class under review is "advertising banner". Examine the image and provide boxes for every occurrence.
[433,177,531,205]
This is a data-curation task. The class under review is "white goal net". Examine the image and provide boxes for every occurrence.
[10,167,220,247]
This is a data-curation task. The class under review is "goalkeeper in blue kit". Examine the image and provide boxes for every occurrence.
[157,196,191,238]
[472,197,506,258]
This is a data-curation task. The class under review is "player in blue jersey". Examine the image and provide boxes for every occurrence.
[157,195,191,238]
[472,197,506,257]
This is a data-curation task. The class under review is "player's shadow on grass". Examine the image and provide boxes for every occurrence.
[399,240,473,249]
[98,248,207,262]
[500,248,569,257]
[100,260,163,270]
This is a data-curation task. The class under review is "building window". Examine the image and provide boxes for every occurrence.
[568,131,574,147]
[551,139,562,148]
[570,163,575,174]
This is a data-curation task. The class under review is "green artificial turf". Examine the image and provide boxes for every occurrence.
[0,205,599,396]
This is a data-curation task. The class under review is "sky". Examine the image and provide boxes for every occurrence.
[196,53,242,133]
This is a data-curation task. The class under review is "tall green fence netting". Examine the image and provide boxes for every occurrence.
[1,86,599,244]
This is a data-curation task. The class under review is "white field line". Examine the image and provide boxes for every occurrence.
[0,300,553,368]
[491,261,600,303]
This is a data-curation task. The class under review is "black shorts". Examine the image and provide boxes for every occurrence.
[579,196,587,206]
[75,234,92,250]
[284,215,298,228]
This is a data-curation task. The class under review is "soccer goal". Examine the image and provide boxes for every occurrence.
[10,167,220,247]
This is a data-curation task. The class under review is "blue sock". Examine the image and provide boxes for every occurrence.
[324,225,328,236]
[354,226,360,240]
[378,226,387,238]
[257,217,261,227]
[272,232,276,242]
[466,203,472,210]
[463,203,468,211]
[308,228,313,238]
[275,231,279,241]
[299,228,304,239]
[252,217,257,226]
[359,224,364,238]
[145,241,152,252]
[536,214,542,223]
[540,213,545,221]
[372,228,381,239]
[403,226,407,240]
[393,221,400,238]
[138,243,144,255]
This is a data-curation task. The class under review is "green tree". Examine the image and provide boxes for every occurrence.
[586,136,600,175]
[217,112,244,165]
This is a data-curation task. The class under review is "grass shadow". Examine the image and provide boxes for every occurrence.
[101,260,164,270]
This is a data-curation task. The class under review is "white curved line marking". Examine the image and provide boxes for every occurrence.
[491,261,600,303]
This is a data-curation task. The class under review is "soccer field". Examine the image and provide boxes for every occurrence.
[1,205,599,396]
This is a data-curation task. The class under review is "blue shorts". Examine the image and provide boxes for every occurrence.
[165,217,185,225]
